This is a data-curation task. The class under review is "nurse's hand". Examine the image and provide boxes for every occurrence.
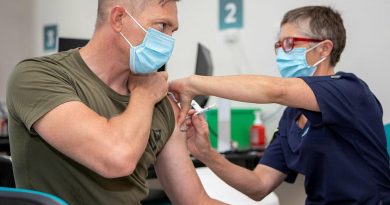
[169,77,195,126]
[186,110,213,161]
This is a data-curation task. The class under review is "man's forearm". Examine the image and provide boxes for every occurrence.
[102,94,156,174]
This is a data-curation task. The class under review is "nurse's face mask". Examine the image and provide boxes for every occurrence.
[275,37,327,78]
[120,10,175,74]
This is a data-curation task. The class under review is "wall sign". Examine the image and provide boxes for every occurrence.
[44,24,58,51]
[219,0,243,30]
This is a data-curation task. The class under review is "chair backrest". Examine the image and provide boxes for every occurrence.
[385,124,390,157]
[0,187,68,205]
[0,155,15,188]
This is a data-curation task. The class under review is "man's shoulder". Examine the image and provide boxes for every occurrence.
[16,49,77,70]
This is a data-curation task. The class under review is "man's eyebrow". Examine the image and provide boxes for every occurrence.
[155,17,179,31]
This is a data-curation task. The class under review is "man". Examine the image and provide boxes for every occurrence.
[170,6,390,204]
[7,0,224,204]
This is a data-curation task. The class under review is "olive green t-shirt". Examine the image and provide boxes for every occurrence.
[6,49,175,205]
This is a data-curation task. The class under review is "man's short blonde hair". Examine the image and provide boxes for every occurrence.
[95,0,177,29]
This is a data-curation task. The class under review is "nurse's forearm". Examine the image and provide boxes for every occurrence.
[189,75,283,104]
[188,74,319,111]
[200,149,270,201]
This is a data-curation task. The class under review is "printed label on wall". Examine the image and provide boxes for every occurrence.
[44,24,58,51]
[219,0,243,30]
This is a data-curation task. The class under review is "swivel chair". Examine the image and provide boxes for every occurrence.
[0,187,68,205]
[0,155,14,188]
[0,155,68,205]
[385,124,390,157]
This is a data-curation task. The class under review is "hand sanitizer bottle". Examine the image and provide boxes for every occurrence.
[250,111,266,149]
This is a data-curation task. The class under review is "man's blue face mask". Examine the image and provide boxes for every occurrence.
[120,11,175,74]
[276,43,327,78]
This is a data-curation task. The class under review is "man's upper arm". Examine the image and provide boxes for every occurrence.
[33,101,118,176]
[8,61,123,177]
[154,98,220,204]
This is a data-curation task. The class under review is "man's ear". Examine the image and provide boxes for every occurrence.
[110,6,127,32]
[320,40,334,57]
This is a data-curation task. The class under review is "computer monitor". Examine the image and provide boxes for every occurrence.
[58,38,89,52]
[193,43,214,107]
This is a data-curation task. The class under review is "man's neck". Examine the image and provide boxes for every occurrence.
[79,31,130,95]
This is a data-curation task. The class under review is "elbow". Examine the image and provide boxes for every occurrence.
[96,152,137,178]
[249,194,265,202]
[248,189,268,202]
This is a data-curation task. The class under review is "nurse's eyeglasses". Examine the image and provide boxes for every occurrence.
[274,37,323,54]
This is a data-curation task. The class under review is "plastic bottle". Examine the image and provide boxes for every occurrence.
[250,111,266,149]
[0,104,5,136]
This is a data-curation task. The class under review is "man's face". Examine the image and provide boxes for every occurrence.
[123,1,179,46]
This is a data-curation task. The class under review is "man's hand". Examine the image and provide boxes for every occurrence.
[128,71,168,104]
[169,77,195,125]
[186,110,213,161]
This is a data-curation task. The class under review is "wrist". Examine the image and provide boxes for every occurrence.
[188,75,200,96]
[130,91,156,107]
[198,148,219,166]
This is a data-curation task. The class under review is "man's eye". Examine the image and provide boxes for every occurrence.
[158,23,166,30]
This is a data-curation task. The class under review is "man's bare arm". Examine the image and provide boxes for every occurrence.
[154,98,226,205]
[34,72,168,178]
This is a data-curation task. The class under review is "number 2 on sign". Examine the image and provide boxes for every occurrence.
[225,2,237,24]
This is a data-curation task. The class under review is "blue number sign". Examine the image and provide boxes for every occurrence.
[44,24,58,51]
[219,0,243,30]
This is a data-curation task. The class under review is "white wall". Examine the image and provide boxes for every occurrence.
[27,0,390,124]
[31,0,97,56]
[2,1,390,204]
[0,0,34,103]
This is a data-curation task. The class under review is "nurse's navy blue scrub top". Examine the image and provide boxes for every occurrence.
[260,72,390,204]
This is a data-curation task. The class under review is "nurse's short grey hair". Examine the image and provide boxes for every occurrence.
[96,0,178,28]
[281,6,346,67]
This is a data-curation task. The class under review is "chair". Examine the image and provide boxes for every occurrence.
[0,187,68,205]
[0,156,68,205]
[196,167,280,205]
[0,155,15,188]
[385,124,390,157]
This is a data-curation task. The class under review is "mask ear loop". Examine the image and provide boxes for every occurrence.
[119,10,147,48]
[125,10,147,33]
[312,56,327,67]
[119,32,134,47]
[306,42,328,67]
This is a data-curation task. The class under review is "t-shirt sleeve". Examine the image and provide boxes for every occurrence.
[259,130,298,183]
[7,59,80,132]
[299,74,373,127]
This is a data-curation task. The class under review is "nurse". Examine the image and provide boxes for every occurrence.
[169,6,390,204]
